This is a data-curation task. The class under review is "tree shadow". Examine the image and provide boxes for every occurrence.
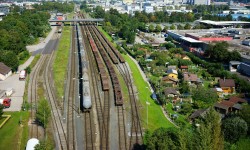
[132,143,146,150]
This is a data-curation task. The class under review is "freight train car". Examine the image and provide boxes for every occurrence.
[77,24,92,110]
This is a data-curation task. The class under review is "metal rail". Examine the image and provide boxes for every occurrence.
[92,24,143,148]
[29,55,47,139]
[44,52,67,150]
[90,25,129,149]
[66,24,77,150]
[81,24,104,149]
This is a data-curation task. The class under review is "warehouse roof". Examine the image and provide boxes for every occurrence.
[0,62,11,75]
[198,20,250,26]
[180,37,203,43]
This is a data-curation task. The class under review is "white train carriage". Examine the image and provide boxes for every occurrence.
[82,71,91,109]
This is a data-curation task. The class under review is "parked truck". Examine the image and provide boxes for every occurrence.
[19,70,26,80]
[0,98,11,108]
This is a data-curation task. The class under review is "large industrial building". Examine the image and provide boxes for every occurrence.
[185,33,233,42]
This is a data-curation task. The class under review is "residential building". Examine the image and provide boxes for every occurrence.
[214,96,247,117]
[162,76,178,87]
[0,62,12,81]
[219,79,236,94]
[183,72,202,84]
[181,55,191,61]
[167,69,178,80]
[180,66,188,72]
[189,109,208,122]
[164,88,180,103]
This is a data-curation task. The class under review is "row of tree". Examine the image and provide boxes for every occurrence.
[0,2,74,71]
[0,10,50,70]
[205,42,241,63]
[33,2,74,13]
[145,107,249,149]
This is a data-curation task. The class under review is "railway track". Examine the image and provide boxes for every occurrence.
[66,23,77,150]
[29,55,47,139]
[91,25,143,148]
[81,24,104,149]
[79,12,142,149]
[123,63,143,149]
[90,25,129,149]
[44,52,67,150]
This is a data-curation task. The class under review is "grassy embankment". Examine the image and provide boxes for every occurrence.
[98,27,175,131]
[0,111,29,150]
[53,26,71,101]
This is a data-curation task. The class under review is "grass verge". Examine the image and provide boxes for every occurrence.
[0,111,29,150]
[53,26,71,100]
[123,54,175,131]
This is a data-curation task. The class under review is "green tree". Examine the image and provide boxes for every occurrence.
[170,24,176,30]
[228,50,241,61]
[177,24,184,30]
[0,50,19,71]
[147,128,187,150]
[36,99,51,129]
[164,42,176,49]
[148,24,155,32]
[192,87,218,108]
[192,108,224,150]
[239,105,250,134]
[184,23,191,30]
[127,32,135,44]
[205,42,230,62]
[222,116,248,143]
[163,26,169,32]
[179,103,193,115]
[35,140,53,150]
[155,24,162,32]
[93,6,105,18]
[179,81,189,94]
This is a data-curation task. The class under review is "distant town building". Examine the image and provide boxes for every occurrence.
[188,0,211,5]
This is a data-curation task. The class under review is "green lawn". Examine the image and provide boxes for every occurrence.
[123,54,175,131]
[53,26,71,100]
[0,111,29,150]
[0,117,6,125]
[236,138,250,150]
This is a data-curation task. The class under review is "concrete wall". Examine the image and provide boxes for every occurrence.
[0,71,12,81]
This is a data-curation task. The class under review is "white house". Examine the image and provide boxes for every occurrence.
[0,62,12,81]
